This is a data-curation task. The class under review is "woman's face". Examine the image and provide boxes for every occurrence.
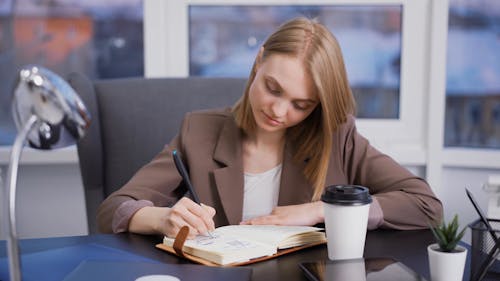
[248,53,319,135]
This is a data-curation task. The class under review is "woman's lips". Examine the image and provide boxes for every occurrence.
[263,112,283,126]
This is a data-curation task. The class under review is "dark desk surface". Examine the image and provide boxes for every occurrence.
[0,229,474,281]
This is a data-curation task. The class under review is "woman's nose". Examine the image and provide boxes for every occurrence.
[271,100,287,117]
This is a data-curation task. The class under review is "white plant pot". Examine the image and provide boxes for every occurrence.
[427,243,467,281]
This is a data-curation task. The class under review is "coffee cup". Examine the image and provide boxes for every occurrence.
[321,185,372,260]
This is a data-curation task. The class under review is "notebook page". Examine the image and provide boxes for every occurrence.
[164,230,276,265]
[215,225,324,248]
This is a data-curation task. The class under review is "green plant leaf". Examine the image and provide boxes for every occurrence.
[429,214,466,252]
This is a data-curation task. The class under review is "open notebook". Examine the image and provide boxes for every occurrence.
[156,225,326,266]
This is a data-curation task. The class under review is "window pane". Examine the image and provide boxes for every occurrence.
[189,5,402,119]
[0,0,143,145]
[444,0,500,148]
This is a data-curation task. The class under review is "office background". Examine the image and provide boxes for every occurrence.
[0,0,499,241]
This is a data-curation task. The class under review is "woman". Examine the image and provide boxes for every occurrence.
[97,17,443,238]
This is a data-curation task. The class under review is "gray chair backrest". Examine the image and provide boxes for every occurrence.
[68,73,247,233]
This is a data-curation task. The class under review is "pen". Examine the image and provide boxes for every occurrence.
[172,149,214,237]
[465,188,498,241]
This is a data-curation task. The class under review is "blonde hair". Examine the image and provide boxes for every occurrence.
[233,17,356,201]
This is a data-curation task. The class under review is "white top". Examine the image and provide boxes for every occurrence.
[242,164,282,221]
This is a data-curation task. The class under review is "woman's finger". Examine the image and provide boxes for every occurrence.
[174,203,211,235]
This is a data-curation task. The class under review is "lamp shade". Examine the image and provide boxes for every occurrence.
[11,65,91,149]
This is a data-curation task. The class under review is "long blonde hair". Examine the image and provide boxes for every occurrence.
[233,17,355,200]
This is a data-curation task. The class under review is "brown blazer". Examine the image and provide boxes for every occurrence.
[97,108,443,233]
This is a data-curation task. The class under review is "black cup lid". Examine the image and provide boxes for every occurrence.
[321,185,372,205]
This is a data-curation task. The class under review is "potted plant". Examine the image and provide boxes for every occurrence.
[427,214,467,281]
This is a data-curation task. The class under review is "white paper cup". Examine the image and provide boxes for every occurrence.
[322,185,372,260]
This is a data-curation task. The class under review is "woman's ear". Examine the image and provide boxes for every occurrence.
[254,47,265,72]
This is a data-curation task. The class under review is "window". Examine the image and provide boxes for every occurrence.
[0,0,143,146]
[444,0,500,149]
[147,0,429,164]
[189,5,402,119]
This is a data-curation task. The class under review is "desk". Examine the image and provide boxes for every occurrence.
[1,229,472,280]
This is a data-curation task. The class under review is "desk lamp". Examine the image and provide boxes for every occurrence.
[4,65,91,281]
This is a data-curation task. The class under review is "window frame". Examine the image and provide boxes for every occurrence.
[2,0,499,181]
[144,0,429,165]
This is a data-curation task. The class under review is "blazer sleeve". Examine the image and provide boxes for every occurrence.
[96,115,191,233]
[339,116,443,229]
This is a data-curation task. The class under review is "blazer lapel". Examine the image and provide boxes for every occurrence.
[213,118,244,225]
[278,141,313,205]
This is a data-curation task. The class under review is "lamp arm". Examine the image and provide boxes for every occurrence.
[5,114,38,281]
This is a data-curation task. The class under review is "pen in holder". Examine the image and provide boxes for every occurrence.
[469,219,500,280]
[466,188,500,280]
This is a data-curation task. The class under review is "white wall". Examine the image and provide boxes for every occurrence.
[439,167,498,242]
[0,162,88,240]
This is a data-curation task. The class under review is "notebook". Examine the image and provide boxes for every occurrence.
[156,225,326,266]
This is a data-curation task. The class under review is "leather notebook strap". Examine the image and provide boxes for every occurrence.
[173,225,190,257]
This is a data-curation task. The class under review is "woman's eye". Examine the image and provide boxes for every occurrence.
[265,82,281,95]
[293,102,308,111]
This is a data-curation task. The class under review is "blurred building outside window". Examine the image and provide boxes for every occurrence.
[444,0,500,149]
[189,5,402,120]
[0,0,143,146]
[4,1,498,150]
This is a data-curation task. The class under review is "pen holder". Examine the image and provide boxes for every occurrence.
[469,219,500,280]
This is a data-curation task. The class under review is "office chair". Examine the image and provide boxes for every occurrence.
[68,73,246,233]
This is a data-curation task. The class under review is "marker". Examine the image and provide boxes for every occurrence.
[172,149,214,238]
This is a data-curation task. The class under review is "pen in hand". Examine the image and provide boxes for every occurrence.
[172,149,214,238]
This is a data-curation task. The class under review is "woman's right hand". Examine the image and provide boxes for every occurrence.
[129,197,216,239]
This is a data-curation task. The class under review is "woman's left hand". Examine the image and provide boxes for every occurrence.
[240,201,324,226]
